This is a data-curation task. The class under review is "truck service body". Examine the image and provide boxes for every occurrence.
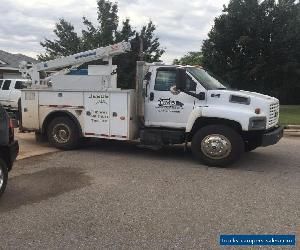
[19,41,283,167]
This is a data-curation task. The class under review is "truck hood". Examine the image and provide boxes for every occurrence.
[239,90,276,101]
[206,89,280,129]
[207,89,278,103]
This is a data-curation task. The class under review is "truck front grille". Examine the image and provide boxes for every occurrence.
[269,102,279,127]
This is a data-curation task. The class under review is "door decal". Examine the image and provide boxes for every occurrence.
[85,93,109,124]
[156,98,184,113]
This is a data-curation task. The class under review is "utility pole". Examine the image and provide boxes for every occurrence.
[139,36,144,61]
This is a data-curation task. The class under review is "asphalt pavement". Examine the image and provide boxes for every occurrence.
[0,137,299,249]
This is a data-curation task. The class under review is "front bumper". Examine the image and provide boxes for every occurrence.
[261,126,284,147]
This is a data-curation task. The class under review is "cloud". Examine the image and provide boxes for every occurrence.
[0,0,229,63]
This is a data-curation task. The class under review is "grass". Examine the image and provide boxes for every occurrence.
[279,105,300,125]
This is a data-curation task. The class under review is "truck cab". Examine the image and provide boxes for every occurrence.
[138,63,283,166]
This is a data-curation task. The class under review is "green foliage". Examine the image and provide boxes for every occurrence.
[202,0,300,104]
[115,20,165,89]
[38,0,164,89]
[173,52,203,66]
[280,105,300,125]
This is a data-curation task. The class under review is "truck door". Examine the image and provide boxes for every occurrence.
[21,90,39,130]
[144,67,200,129]
[0,80,3,103]
[9,81,23,109]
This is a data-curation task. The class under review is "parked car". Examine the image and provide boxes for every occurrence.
[0,79,28,112]
[0,104,19,197]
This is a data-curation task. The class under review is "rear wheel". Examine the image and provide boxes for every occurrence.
[47,117,79,150]
[191,125,244,167]
[0,158,8,198]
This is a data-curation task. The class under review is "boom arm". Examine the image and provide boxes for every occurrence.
[20,41,131,85]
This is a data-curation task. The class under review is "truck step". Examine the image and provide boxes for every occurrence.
[137,144,162,151]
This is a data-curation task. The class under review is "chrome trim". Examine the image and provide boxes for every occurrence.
[268,102,280,127]
[0,167,3,189]
[201,134,232,160]
[248,117,267,130]
[52,123,71,144]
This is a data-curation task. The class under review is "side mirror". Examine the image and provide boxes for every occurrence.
[170,86,180,95]
[175,68,187,91]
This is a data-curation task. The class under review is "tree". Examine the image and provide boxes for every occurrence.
[38,0,165,89]
[38,19,81,61]
[114,20,165,89]
[173,52,203,65]
[202,0,300,104]
[138,21,165,62]
[81,0,118,49]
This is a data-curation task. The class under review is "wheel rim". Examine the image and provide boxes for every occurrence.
[52,123,71,144]
[0,167,4,189]
[201,134,232,160]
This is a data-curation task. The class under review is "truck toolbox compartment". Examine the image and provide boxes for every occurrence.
[83,90,136,140]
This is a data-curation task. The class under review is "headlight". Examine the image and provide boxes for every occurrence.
[249,117,267,130]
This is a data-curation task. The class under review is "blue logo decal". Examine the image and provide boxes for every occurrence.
[220,235,296,246]
[75,52,96,60]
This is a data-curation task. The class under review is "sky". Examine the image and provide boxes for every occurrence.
[0,0,229,63]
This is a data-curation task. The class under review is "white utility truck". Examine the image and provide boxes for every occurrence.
[19,41,283,167]
[0,79,28,111]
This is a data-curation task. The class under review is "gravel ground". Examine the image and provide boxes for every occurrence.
[0,137,299,250]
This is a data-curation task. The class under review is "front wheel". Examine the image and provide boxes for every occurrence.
[0,158,8,198]
[47,117,80,150]
[191,125,244,167]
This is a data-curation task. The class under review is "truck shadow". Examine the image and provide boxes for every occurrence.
[0,167,91,213]
[81,139,293,173]
[83,139,198,164]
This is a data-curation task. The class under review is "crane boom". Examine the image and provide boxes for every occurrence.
[20,41,131,85]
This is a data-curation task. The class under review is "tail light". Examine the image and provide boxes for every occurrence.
[8,118,14,142]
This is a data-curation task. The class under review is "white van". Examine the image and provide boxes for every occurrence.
[0,79,28,111]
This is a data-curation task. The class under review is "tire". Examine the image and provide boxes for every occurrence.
[47,117,79,150]
[0,158,8,198]
[191,125,244,167]
[35,132,47,143]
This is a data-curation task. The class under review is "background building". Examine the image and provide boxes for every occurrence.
[0,50,37,79]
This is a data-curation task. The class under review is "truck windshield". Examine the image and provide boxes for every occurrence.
[187,67,226,90]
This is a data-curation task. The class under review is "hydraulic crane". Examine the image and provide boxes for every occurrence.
[19,41,131,86]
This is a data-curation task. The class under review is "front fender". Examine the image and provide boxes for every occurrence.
[201,106,256,130]
[186,107,202,132]
[186,105,260,132]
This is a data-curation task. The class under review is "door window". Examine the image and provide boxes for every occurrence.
[186,77,197,92]
[154,70,176,91]
[2,80,11,90]
[0,80,3,89]
[15,81,26,89]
